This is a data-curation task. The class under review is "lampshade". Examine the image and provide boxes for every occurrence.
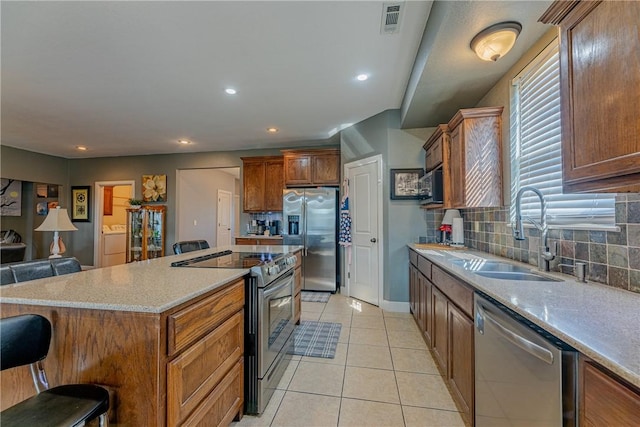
[35,207,77,258]
[470,22,522,62]
[441,209,461,226]
[35,207,78,232]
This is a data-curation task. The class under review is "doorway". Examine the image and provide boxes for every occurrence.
[216,189,232,246]
[344,155,383,306]
[93,180,135,268]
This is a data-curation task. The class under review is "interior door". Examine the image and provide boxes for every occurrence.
[216,190,232,247]
[348,159,380,306]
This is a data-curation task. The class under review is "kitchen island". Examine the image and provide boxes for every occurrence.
[0,244,299,426]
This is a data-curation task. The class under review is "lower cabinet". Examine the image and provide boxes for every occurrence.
[408,249,474,425]
[431,285,449,373]
[580,356,640,426]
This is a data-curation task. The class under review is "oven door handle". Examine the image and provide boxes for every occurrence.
[476,303,554,365]
[262,274,293,298]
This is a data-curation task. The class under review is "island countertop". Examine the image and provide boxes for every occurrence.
[0,244,302,313]
[408,243,640,389]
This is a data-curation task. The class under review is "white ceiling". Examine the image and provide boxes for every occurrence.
[1,1,552,159]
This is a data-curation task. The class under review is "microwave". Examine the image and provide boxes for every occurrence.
[418,168,443,204]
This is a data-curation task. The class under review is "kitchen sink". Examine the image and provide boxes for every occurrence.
[452,260,563,282]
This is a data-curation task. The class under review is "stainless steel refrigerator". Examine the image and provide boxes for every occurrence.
[282,188,338,292]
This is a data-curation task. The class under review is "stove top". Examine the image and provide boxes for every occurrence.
[171,250,284,269]
[171,249,297,287]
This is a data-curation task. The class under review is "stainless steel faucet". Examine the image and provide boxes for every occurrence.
[513,186,556,272]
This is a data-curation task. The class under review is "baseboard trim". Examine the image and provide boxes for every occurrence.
[380,300,410,313]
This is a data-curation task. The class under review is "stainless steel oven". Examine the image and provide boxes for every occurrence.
[170,249,298,415]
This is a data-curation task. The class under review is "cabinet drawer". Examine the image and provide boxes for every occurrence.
[418,256,432,279]
[168,311,244,426]
[168,279,245,355]
[409,250,418,267]
[432,266,473,317]
[181,358,244,427]
[294,251,302,269]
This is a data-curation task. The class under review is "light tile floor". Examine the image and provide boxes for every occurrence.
[232,293,466,427]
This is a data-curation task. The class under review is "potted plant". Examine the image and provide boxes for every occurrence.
[128,198,143,209]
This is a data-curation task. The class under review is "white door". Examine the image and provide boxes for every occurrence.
[346,155,382,306]
[217,190,232,247]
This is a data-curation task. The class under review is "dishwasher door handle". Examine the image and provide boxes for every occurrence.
[477,304,554,365]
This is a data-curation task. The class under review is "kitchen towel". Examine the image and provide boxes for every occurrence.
[452,217,464,246]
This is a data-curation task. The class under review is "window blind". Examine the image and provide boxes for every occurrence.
[510,40,615,227]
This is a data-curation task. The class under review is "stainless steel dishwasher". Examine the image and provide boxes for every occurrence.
[474,293,577,426]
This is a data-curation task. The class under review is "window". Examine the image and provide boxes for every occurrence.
[510,39,615,228]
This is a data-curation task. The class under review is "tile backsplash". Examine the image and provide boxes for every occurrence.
[424,194,640,293]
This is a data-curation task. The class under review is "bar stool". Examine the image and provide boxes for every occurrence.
[0,314,110,426]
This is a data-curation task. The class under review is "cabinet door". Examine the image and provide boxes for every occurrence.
[420,273,432,347]
[284,155,312,186]
[431,285,448,373]
[243,161,265,212]
[312,153,340,185]
[580,358,640,426]
[409,264,418,320]
[426,138,443,171]
[449,125,464,208]
[448,303,474,422]
[556,1,640,193]
[264,159,284,211]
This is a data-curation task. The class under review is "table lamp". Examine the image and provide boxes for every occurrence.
[35,206,78,258]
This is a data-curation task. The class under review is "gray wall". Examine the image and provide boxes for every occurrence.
[341,109,433,302]
[177,168,238,244]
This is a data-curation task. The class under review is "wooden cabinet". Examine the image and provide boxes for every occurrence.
[540,1,640,193]
[408,248,475,425]
[447,107,503,208]
[579,356,640,426]
[235,237,283,246]
[448,302,474,419]
[126,205,166,262]
[293,251,302,324]
[431,285,449,373]
[0,277,245,426]
[282,148,340,187]
[241,156,284,212]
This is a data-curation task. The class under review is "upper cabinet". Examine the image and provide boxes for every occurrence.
[426,107,503,209]
[540,0,640,193]
[241,156,284,212]
[282,148,340,187]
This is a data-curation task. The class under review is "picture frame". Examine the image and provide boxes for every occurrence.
[71,186,91,222]
[390,168,423,200]
[142,174,167,202]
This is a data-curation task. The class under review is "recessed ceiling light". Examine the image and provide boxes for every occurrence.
[225,88,237,95]
[76,145,87,151]
[266,127,279,133]
[356,74,369,81]
[178,139,191,145]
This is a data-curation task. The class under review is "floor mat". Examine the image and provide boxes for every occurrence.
[291,321,341,358]
[301,291,331,303]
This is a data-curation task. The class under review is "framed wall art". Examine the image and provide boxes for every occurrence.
[390,168,423,200]
[71,186,91,222]
[142,174,167,202]
[0,178,22,216]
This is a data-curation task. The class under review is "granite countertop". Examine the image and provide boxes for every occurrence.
[0,244,302,314]
[408,243,640,389]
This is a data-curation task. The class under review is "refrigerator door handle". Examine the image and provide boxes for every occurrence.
[302,199,307,256]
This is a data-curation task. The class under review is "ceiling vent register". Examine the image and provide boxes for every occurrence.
[381,2,403,34]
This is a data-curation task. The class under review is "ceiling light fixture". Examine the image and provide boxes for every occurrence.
[356,74,369,81]
[76,145,87,151]
[470,21,522,62]
[178,139,191,145]
[225,88,237,95]
[266,127,279,133]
